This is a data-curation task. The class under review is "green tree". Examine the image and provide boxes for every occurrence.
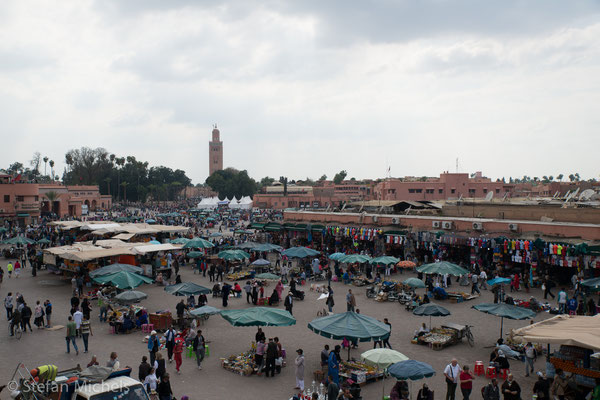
[43,156,49,176]
[557,174,564,181]
[259,176,275,188]
[333,170,347,184]
[49,160,55,180]
[206,168,257,199]
[319,174,327,181]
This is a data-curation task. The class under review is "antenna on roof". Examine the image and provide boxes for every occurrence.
[405,206,412,215]
[502,192,509,202]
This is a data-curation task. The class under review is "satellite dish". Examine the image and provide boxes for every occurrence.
[565,188,580,202]
[485,191,494,202]
[580,189,595,201]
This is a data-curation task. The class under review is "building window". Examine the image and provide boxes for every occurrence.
[16,196,24,202]
[451,189,456,194]
[425,189,434,194]
[415,189,422,193]
[438,189,443,194]
[468,189,476,194]
[34,196,39,201]
[495,189,500,194]
[3,195,9,203]
[274,202,277,206]
[408,189,415,193]
[483,189,488,193]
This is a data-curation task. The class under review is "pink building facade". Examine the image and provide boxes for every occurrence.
[375,172,514,201]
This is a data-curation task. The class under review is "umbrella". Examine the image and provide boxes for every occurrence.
[403,278,426,289]
[114,290,148,304]
[487,277,512,286]
[581,277,600,291]
[387,360,435,380]
[282,246,320,258]
[93,271,153,289]
[89,263,143,278]
[251,258,271,266]
[308,312,391,360]
[255,272,280,280]
[189,306,221,317]
[220,307,296,327]
[397,260,416,268]
[170,238,190,244]
[361,348,410,399]
[473,303,536,338]
[209,232,222,237]
[361,349,409,369]
[416,261,469,276]
[328,252,346,261]
[183,238,214,249]
[0,227,8,234]
[165,282,212,296]
[413,303,451,329]
[252,243,283,252]
[36,238,51,244]
[338,254,372,264]
[3,236,36,245]
[371,256,400,265]
[145,219,156,224]
[148,240,161,244]
[236,241,260,249]
[187,251,204,259]
[218,250,250,261]
[206,218,216,222]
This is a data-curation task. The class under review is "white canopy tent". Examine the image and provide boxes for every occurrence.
[238,196,253,210]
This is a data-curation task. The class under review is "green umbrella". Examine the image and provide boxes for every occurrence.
[236,241,260,250]
[218,250,250,261]
[403,277,426,288]
[308,312,391,360]
[3,236,36,245]
[170,238,190,244]
[187,251,204,259]
[115,217,130,222]
[282,246,320,258]
[339,254,372,264]
[252,243,283,252]
[183,238,214,249]
[255,272,280,280]
[413,303,451,329]
[36,238,52,244]
[328,252,346,261]
[473,303,536,338]
[89,263,143,278]
[114,290,148,304]
[189,306,221,317]
[387,360,436,381]
[93,271,153,289]
[220,307,296,327]
[0,227,8,234]
[165,282,212,296]
[417,261,469,276]
[370,256,400,265]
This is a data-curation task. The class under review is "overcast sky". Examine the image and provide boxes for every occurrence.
[2,0,599,184]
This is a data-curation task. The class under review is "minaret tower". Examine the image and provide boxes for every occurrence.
[209,124,223,176]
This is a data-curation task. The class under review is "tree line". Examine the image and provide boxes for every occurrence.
[3,148,192,203]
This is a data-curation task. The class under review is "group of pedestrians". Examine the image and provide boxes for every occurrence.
[5,291,52,335]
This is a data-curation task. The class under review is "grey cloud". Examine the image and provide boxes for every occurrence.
[0,48,56,71]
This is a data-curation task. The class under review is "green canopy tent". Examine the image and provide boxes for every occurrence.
[187,251,204,259]
[114,290,148,304]
[3,236,36,245]
[416,261,469,276]
[183,238,214,249]
[370,256,400,266]
[89,263,144,278]
[282,246,320,259]
[236,241,260,250]
[308,311,391,360]
[251,243,283,252]
[218,250,251,261]
[328,252,346,261]
[255,272,280,280]
[165,282,212,296]
[93,271,153,289]
[189,305,221,317]
[403,278,426,289]
[36,238,52,244]
[473,303,536,339]
[170,238,190,245]
[338,254,372,264]
[220,307,296,327]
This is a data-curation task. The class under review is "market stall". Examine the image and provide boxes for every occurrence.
[513,314,600,389]
[339,360,384,385]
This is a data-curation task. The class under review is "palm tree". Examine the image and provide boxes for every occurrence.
[43,157,49,176]
[116,157,125,200]
[104,177,112,196]
[557,174,564,182]
[49,160,55,181]
[121,181,129,202]
[45,191,59,214]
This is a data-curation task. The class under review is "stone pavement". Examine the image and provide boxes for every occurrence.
[0,259,556,399]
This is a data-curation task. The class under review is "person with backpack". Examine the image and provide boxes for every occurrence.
[483,378,500,400]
